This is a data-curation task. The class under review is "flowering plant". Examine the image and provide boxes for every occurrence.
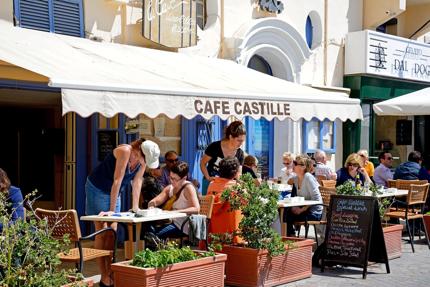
[212,173,286,256]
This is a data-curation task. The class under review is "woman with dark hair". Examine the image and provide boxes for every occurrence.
[148,161,200,239]
[85,138,160,287]
[285,155,322,236]
[207,157,243,243]
[0,168,25,232]
[200,120,246,195]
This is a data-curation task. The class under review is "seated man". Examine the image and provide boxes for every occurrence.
[394,150,430,181]
[373,152,393,187]
[314,150,336,180]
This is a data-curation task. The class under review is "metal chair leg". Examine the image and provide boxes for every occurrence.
[314,225,319,246]
[406,219,415,253]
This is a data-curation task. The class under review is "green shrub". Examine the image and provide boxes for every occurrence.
[131,242,214,268]
[0,190,80,286]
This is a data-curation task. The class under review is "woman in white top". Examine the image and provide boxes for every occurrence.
[278,152,296,183]
[285,154,322,236]
[148,161,200,238]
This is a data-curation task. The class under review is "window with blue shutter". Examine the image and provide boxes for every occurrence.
[303,118,336,154]
[14,0,84,37]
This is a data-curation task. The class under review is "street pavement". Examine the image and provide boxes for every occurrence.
[286,235,430,287]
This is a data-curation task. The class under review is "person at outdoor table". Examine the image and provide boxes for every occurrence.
[393,150,430,181]
[336,153,372,187]
[284,155,322,237]
[0,168,25,232]
[85,138,160,287]
[358,149,375,180]
[200,120,246,195]
[242,155,262,186]
[373,152,394,187]
[207,157,243,243]
[314,149,336,180]
[147,161,200,239]
[152,150,199,189]
[278,152,295,183]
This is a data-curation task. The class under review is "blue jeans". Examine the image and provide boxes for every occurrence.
[152,223,185,239]
[285,209,322,236]
[85,178,121,215]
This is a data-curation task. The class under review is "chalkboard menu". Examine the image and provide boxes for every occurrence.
[396,119,412,145]
[98,130,117,161]
[321,195,389,279]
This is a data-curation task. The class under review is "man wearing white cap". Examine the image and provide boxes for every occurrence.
[85,138,159,287]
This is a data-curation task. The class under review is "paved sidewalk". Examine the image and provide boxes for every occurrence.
[286,235,430,287]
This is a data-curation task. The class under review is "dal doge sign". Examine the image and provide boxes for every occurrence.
[142,0,197,48]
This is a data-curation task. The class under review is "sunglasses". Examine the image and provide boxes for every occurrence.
[386,157,393,160]
[293,160,304,166]
[166,158,179,163]
[283,161,291,165]
[347,163,360,168]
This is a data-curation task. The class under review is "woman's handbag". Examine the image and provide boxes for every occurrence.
[162,183,191,211]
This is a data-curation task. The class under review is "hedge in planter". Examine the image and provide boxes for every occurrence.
[210,174,313,287]
[111,243,227,287]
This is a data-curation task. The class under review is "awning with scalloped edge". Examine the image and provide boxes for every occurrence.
[0,21,362,122]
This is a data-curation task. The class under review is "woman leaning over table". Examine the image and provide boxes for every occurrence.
[336,153,372,187]
[284,155,322,237]
[147,161,200,239]
[200,120,246,195]
[85,138,160,287]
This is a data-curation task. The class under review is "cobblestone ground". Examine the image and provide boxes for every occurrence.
[286,235,430,287]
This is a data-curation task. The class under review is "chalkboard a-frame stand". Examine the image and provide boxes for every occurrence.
[321,195,390,279]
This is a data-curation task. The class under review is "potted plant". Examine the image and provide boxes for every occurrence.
[111,242,227,287]
[210,174,313,287]
[336,181,403,259]
[0,191,90,286]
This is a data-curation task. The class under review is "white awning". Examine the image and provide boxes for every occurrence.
[0,21,362,122]
[373,87,430,116]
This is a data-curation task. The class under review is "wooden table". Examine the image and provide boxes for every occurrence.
[277,200,323,236]
[81,211,187,259]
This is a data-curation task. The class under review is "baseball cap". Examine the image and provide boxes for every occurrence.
[141,140,160,169]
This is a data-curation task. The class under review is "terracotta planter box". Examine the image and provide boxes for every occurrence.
[382,224,403,259]
[424,215,430,238]
[111,253,227,287]
[221,237,314,287]
[62,277,93,287]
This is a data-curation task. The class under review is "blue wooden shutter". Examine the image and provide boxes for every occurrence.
[53,0,84,37]
[16,0,51,32]
[15,0,83,37]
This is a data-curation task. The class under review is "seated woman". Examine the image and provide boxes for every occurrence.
[0,168,25,232]
[242,155,261,186]
[284,155,322,237]
[336,153,371,187]
[147,161,200,239]
[207,157,243,243]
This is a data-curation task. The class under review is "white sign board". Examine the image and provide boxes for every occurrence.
[345,30,430,83]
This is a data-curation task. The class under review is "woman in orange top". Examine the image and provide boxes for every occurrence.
[207,157,243,243]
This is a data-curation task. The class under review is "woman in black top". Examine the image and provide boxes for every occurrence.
[200,121,246,194]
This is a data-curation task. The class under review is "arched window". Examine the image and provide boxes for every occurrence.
[305,15,313,49]
[247,55,273,76]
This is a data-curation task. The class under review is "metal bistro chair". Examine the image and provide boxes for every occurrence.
[295,186,336,246]
[384,183,430,252]
[35,208,116,273]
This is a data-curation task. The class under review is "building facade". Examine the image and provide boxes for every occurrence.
[0,0,386,218]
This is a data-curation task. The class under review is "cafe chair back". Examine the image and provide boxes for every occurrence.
[384,183,430,252]
[174,195,214,249]
[34,208,116,273]
[321,180,336,188]
[316,175,327,185]
[294,186,336,246]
